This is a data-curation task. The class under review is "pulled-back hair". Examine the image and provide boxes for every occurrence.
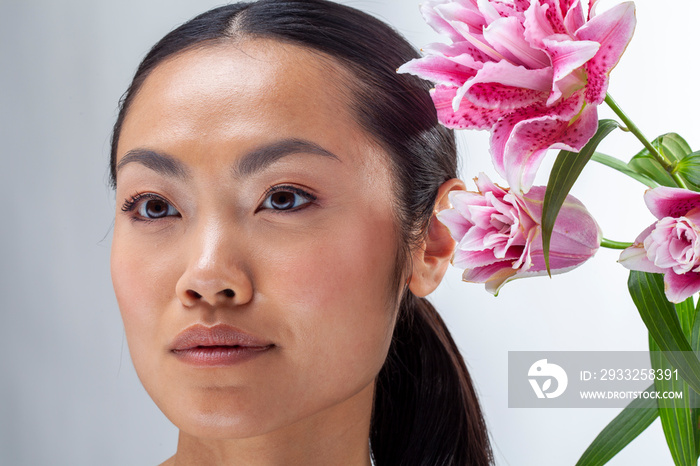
[110,1,493,464]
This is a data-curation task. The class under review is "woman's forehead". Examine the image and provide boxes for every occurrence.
[115,38,391,186]
[119,39,361,152]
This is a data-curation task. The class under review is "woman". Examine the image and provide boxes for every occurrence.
[109,0,493,464]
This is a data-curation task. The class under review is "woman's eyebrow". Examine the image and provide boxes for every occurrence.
[116,139,340,180]
[117,149,190,180]
[234,138,341,177]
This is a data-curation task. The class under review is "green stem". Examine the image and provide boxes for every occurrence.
[600,238,633,250]
[604,94,666,163]
[604,94,689,189]
[671,171,689,190]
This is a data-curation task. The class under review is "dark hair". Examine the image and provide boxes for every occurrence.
[110,1,492,464]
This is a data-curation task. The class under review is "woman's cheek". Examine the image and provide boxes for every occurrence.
[111,232,180,361]
[253,211,397,367]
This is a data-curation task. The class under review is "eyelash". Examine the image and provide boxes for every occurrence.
[121,185,317,222]
[256,185,317,213]
[121,192,180,223]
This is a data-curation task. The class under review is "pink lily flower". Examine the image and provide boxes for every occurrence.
[437,173,601,294]
[619,187,700,303]
[398,0,636,193]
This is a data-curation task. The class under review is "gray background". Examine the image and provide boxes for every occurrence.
[1,0,697,464]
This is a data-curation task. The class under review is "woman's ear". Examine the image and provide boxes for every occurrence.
[408,178,466,297]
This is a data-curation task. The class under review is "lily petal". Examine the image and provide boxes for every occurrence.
[495,92,597,193]
[484,259,583,295]
[631,223,656,244]
[449,20,509,62]
[664,270,700,304]
[588,0,600,20]
[563,0,585,33]
[541,36,599,104]
[523,0,560,49]
[526,248,598,273]
[474,172,509,197]
[461,61,553,110]
[519,186,602,254]
[644,187,700,219]
[423,41,494,65]
[483,16,551,69]
[619,243,665,273]
[435,0,488,36]
[462,262,519,292]
[450,189,490,214]
[454,247,523,269]
[489,0,526,18]
[477,0,504,25]
[576,1,636,104]
[489,89,583,182]
[398,55,478,86]
[538,0,568,35]
[686,207,700,229]
[431,85,510,129]
[460,226,499,251]
[436,208,473,242]
[420,0,466,43]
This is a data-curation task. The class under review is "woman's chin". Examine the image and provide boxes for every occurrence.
[172,409,271,441]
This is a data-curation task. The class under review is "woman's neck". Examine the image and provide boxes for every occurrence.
[162,382,374,466]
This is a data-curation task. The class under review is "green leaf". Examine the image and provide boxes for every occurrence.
[576,286,698,466]
[675,151,700,187]
[689,297,700,458]
[541,119,619,273]
[628,133,697,189]
[650,313,697,466]
[677,297,696,336]
[575,383,658,466]
[661,133,693,162]
[591,152,659,187]
[628,271,700,394]
[691,297,700,353]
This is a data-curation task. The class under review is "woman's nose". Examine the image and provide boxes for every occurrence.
[175,221,253,307]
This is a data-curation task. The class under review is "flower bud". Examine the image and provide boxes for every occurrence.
[438,173,601,294]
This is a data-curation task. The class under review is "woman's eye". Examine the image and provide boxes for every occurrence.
[139,198,179,219]
[122,194,180,221]
[259,187,315,212]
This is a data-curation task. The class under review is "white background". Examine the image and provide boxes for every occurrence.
[1,0,697,464]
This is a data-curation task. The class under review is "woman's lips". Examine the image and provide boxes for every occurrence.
[170,323,274,367]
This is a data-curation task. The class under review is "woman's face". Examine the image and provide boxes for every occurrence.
[110,39,402,439]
